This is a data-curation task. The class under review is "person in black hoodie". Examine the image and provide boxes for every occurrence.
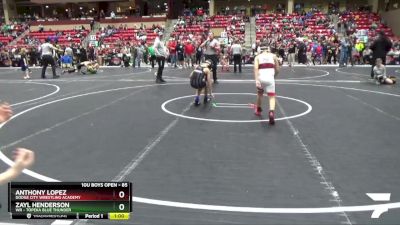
[370,31,392,78]
[88,46,95,61]
[297,40,307,64]
[176,40,185,68]
[79,45,88,63]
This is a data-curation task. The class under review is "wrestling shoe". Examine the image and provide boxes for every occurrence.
[269,110,275,125]
[254,106,262,116]
[203,95,211,104]
[194,96,200,106]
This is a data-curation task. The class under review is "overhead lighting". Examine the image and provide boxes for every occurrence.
[79,7,83,10]
[45,5,49,8]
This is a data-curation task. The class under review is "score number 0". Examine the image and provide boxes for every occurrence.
[118,191,126,211]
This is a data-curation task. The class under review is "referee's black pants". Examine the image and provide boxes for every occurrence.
[156,56,165,80]
[41,55,57,78]
[205,54,218,82]
[233,54,242,73]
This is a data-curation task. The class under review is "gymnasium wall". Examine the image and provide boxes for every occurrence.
[30,21,92,31]
[99,17,166,29]
[378,0,400,12]
[380,8,400,36]
[213,0,372,14]
[214,0,287,14]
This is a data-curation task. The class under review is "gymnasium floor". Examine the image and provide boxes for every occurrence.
[0,64,399,225]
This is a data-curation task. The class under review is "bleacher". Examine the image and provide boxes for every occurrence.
[171,15,245,42]
[98,28,159,46]
[255,11,395,42]
[11,29,90,49]
[96,17,166,47]
[0,36,14,45]
[340,11,394,38]
[256,12,331,41]
[0,23,26,45]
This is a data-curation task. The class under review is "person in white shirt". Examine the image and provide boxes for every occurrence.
[230,40,242,73]
[40,38,61,79]
[200,32,220,83]
[65,45,73,56]
[154,32,168,83]
[252,42,257,56]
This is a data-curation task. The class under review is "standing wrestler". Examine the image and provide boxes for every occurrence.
[254,44,280,125]
[190,59,213,106]
[190,59,214,106]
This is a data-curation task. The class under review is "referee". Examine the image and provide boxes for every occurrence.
[41,38,61,79]
[200,32,220,83]
[231,40,242,73]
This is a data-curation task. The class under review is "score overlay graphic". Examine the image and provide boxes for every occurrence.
[8,182,132,220]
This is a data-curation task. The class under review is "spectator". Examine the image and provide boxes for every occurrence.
[195,42,203,65]
[135,42,145,68]
[148,45,156,69]
[288,41,296,67]
[339,37,350,67]
[176,40,185,68]
[88,46,95,61]
[79,45,88,62]
[0,147,35,185]
[184,40,195,68]
[355,40,365,64]
[363,46,372,64]
[38,24,44,32]
[90,20,95,31]
[167,38,177,68]
[0,103,35,185]
[297,40,307,64]
[131,42,137,68]
[20,48,30,79]
[347,38,355,66]
[100,10,106,19]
